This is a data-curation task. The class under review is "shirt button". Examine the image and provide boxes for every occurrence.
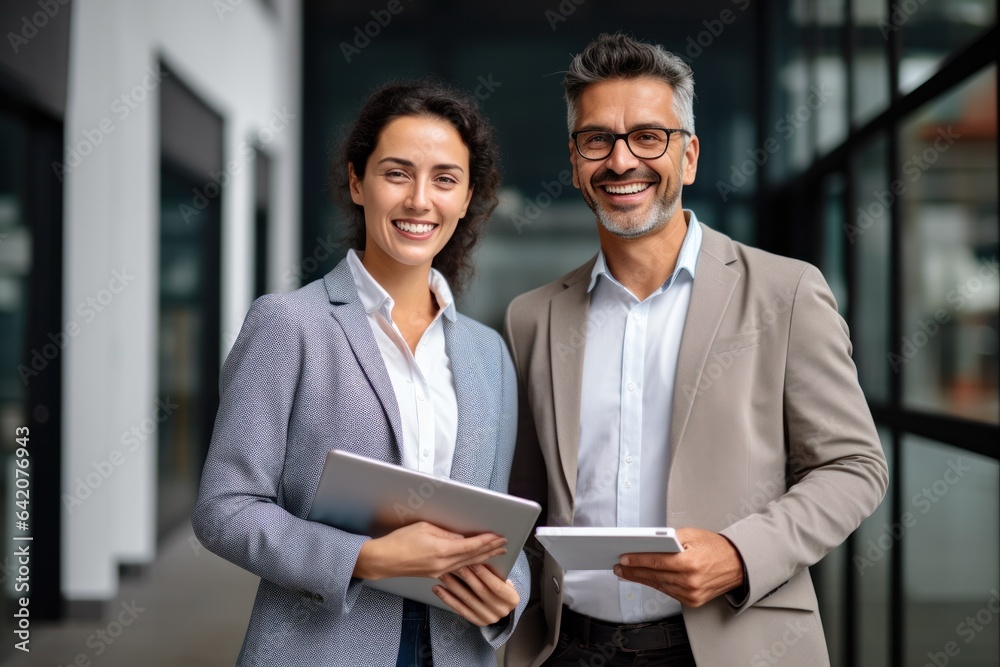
[632,312,641,321]
[627,382,636,392]
[422,449,429,458]
[625,455,633,464]
[626,592,635,600]
[417,393,425,401]
[624,480,632,489]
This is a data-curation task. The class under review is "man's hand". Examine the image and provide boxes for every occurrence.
[434,563,520,626]
[613,527,745,607]
[353,521,507,581]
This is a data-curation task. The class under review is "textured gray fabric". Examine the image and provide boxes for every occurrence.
[192,259,528,666]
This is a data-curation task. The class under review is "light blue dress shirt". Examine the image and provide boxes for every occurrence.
[564,211,703,623]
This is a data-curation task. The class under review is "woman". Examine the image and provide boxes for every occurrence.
[192,79,528,666]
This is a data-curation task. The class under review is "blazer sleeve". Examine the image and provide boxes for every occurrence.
[479,334,532,649]
[191,295,369,617]
[720,264,889,609]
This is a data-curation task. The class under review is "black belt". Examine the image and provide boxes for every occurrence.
[560,606,688,652]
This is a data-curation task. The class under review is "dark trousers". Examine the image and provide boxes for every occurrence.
[396,599,433,667]
[542,607,698,667]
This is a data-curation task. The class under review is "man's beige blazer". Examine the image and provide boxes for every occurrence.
[503,223,888,666]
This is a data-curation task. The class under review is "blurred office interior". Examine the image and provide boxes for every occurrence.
[0,0,996,665]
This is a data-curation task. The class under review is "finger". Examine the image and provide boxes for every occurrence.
[464,564,520,603]
[619,552,678,569]
[435,575,490,626]
[614,564,673,584]
[447,542,507,570]
[448,566,519,616]
[465,533,507,552]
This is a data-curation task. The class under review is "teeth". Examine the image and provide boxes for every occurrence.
[604,183,651,195]
[395,221,434,234]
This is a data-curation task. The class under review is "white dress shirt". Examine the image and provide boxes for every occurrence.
[564,211,703,623]
[346,250,458,477]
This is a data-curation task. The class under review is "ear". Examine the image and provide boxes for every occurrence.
[348,163,365,206]
[681,134,700,186]
[569,139,581,189]
[459,184,474,219]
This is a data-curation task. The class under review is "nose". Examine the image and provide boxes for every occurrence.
[406,179,430,212]
[604,135,641,173]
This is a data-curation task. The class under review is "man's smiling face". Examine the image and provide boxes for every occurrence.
[569,77,699,239]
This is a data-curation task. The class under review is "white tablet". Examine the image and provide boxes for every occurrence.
[307,449,541,610]
[535,527,683,570]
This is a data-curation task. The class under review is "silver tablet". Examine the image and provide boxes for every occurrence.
[535,527,683,570]
[307,449,541,610]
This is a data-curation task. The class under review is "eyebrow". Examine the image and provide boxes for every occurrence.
[377,157,466,173]
[575,123,668,133]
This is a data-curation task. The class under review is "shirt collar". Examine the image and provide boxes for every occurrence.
[587,209,703,294]
[346,249,457,323]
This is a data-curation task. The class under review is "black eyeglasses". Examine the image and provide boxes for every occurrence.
[571,127,691,161]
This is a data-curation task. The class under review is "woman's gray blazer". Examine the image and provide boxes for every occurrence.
[192,259,529,666]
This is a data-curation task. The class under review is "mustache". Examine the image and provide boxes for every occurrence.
[592,168,660,184]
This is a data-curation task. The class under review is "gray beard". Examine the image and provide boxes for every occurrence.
[585,177,683,239]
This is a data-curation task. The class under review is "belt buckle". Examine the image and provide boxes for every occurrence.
[612,623,667,653]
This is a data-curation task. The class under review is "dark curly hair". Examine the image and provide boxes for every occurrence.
[332,78,501,293]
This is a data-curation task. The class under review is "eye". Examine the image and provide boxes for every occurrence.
[434,174,460,186]
[632,130,666,146]
[583,132,611,146]
[384,169,408,179]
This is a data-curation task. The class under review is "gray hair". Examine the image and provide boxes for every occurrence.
[564,32,696,135]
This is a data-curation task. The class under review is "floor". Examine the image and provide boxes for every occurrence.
[3,525,507,667]
[1,524,258,667]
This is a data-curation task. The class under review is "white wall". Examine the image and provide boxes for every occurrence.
[62,0,301,601]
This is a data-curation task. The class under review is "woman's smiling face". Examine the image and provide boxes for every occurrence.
[350,114,473,275]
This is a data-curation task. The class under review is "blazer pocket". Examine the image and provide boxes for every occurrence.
[707,329,761,357]
[753,572,817,612]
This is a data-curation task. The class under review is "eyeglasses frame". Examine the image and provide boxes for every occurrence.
[570,127,692,161]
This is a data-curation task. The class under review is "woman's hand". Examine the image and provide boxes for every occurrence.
[434,563,520,626]
[352,521,507,581]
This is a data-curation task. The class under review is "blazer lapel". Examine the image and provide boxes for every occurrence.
[670,225,740,466]
[324,260,405,463]
[441,317,490,486]
[548,259,596,505]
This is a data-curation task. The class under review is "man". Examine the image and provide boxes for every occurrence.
[503,33,888,666]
